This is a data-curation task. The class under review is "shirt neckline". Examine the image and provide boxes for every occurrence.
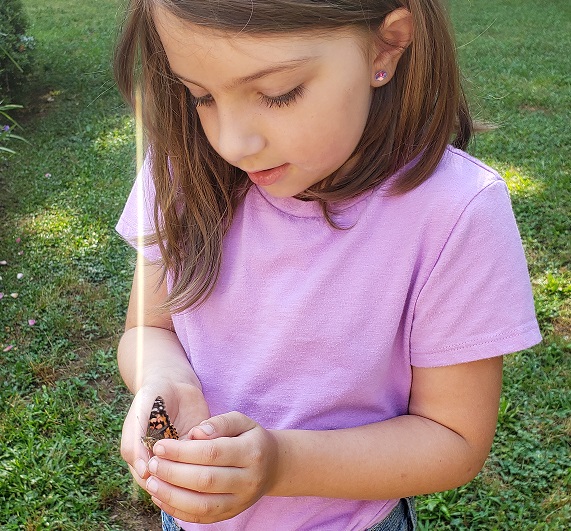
[254,185,374,220]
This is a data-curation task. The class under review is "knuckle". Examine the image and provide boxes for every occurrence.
[203,441,220,464]
[197,468,215,492]
[216,412,233,432]
[247,475,264,494]
[162,485,174,505]
[196,499,212,517]
[249,445,264,467]
[162,463,176,484]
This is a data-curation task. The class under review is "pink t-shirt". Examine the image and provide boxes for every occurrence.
[116,146,541,530]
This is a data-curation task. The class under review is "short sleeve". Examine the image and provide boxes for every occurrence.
[115,155,162,262]
[410,180,541,367]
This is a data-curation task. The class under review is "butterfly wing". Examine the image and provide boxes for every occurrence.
[141,395,179,451]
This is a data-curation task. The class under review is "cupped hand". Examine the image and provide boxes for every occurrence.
[143,411,280,524]
[121,382,211,491]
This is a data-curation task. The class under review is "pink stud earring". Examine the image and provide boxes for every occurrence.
[374,70,388,82]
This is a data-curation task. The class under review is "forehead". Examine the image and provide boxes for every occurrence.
[152,5,371,76]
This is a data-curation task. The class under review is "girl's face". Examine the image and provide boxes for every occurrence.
[154,8,377,197]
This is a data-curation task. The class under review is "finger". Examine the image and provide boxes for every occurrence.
[146,477,238,524]
[148,456,246,493]
[121,414,154,470]
[190,411,257,440]
[129,463,150,489]
[153,437,251,467]
[121,391,168,465]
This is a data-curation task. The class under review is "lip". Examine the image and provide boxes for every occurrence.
[246,163,289,187]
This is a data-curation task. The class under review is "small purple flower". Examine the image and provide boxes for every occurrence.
[2,125,10,132]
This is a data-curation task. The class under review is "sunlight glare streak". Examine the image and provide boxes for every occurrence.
[135,85,145,392]
[131,84,146,500]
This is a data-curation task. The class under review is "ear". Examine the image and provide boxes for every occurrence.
[370,8,413,87]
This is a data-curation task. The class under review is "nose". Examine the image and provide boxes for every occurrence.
[214,107,266,165]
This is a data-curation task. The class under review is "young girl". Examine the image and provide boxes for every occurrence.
[114,1,541,529]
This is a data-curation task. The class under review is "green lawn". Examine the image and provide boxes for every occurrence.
[0,0,569,529]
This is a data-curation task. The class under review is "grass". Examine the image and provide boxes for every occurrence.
[0,0,569,529]
[415,1,571,528]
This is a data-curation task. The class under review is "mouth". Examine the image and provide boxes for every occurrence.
[245,163,289,187]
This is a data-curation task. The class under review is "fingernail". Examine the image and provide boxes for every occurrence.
[148,457,158,474]
[146,477,158,494]
[153,444,165,456]
[198,423,215,435]
[134,459,147,478]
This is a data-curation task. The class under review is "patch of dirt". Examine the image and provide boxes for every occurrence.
[553,315,570,339]
[519,104,550,114]
[108,495,163,531]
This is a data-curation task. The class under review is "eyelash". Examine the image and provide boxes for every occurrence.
[261,85,306,108]
[189,85,305,109]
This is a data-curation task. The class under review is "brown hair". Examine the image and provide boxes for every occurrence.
[114,0,473,313]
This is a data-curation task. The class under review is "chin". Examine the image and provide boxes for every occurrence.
[262,186,299,198]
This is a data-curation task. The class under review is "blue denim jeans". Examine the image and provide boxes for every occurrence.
[162,511,181,531]
[366,498,417,531]
[162,498,417,531]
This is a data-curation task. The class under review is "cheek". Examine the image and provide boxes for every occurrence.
[298,87,371,164]
[195,109,219,148]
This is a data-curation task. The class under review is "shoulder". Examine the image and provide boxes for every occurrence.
[438,146,500,183]
[415,146,506,206]
[380,146,511,230]
[362,147,520,274]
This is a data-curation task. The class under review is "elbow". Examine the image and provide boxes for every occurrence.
[460,457,488,487]
[453,440,494,488]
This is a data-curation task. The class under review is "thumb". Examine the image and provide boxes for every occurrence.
[190,411,257,440]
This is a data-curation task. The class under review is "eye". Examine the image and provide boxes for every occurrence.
[189,93,214,108]
[260,85,305,109]
[187,84,306,109]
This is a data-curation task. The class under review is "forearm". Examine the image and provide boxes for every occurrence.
[267,358,501,500]
[118,326,202,394]
[269,414,487,500]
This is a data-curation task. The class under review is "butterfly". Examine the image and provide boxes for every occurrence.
[141,395,179,452]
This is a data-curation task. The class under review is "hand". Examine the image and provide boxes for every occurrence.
[121,382,211,492]
[144,411,280,524]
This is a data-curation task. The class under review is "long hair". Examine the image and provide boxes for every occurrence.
[114,0,473,313]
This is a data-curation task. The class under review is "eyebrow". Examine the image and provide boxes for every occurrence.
[172,56,316,91]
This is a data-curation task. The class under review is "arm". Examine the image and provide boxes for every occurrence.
[118,254,210,488]
[144,355,503,522]
[270,356,503,499]
[117,253,201,394]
